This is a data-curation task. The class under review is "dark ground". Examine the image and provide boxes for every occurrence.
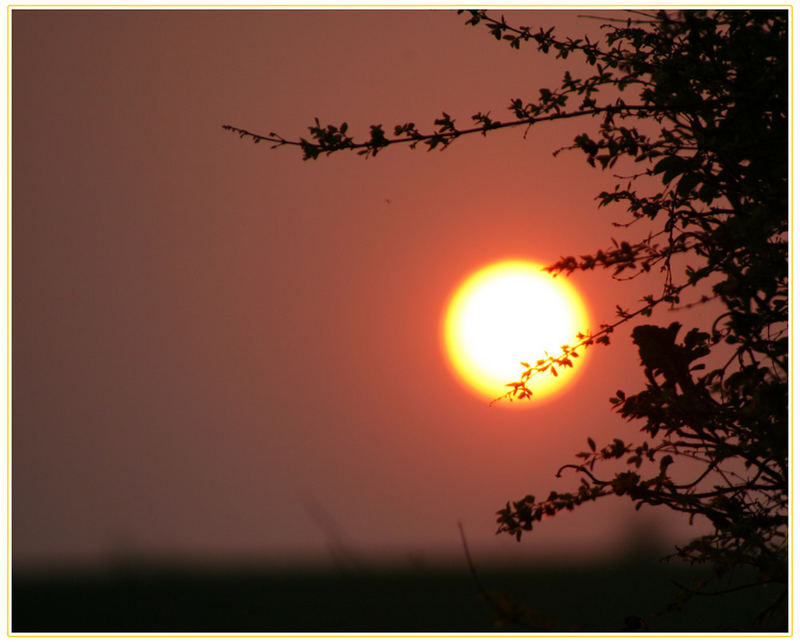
[12,557,787,633]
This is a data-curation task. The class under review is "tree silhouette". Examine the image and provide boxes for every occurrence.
[225,10,788,627]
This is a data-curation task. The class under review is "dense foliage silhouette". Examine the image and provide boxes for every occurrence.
[225,10,788,628]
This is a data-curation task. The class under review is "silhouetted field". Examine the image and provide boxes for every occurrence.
[13,558,786,633]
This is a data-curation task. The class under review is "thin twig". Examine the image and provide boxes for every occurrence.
[223,105,675,155]
[458,521,491,602]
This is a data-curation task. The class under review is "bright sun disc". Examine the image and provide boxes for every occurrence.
[443,259,591,405]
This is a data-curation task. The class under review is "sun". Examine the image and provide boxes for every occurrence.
[442,259,591,405]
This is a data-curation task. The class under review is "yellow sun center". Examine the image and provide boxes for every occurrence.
[442,259,591,405]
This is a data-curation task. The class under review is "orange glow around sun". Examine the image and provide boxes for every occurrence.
[443,259,591,406]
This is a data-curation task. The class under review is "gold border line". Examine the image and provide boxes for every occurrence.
[3,3,797,8]
[789,4,794,638]
[4,4,793,639]
[5,3,8,639]
[33,632,782,638]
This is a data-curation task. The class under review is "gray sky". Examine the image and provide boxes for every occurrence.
[12,9,706,568]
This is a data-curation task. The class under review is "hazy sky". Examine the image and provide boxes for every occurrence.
[12,9,709,568]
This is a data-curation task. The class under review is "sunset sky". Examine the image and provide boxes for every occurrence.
[12,9,714,569]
